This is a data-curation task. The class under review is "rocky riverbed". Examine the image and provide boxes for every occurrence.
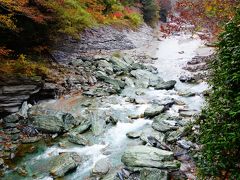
[0,29,214,179]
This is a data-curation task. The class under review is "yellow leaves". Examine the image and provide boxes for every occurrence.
[0,54,49,77]
[0,14,17,31]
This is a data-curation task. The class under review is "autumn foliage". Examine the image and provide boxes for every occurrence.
[175,0,239,36]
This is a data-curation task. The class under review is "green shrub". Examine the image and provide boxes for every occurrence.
[197,9,240,179]
[141,0,160,27]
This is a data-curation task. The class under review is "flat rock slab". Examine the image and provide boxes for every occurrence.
[50,152,81,177]
[121,146,180,169]
[144,105,164,118]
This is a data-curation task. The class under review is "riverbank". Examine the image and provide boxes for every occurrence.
[0,25,214,179]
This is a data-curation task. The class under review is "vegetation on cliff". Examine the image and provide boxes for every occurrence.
[0,0,163,76]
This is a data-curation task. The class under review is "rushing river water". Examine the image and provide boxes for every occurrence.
[5,33,213,180]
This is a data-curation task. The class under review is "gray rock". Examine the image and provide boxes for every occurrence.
[68,133,90,146]
[3,113,20,123]
[73,119,91,134]
[96,71,125,92]
[140,127,165,144]
[123,56,134,65]
[152,119,179,132]
[167,128,185,143]
[121,146,180,169]
[50,152,81,177]
[177,139,194,149]
[179,110,198,117]
[126,131,142,139]
[109,56,131,72]
[155,80,176,90]
[144,105,164,118]
[123,77,135,87]
[97,60,114,75]
[140,168,168,180]
[131,69,163,88]
[18,101,29,118]
[28,107,77,133]
[92,158,111,176]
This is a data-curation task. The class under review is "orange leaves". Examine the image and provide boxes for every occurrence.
[175,0,239,36]
[0,47,12,57]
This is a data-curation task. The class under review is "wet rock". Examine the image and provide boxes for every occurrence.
[96,71,125,92]
[179,92,196,97]
[152,119,179,132]
[177,139,194,149]
[18,101,29,119]
[92,158,111,176]
[140,168,168,180]
[144,105,164,118]
[28,107,77,133]
[73,119,91,134]
[134,97,146,104]
[0,158,4,167]
[123,56,134,65]
[155,80,176,90]
[21,136,41,144]
[140,127,165,144]
[121,146,180,169]
[3,113,20,123]
[166,128,184,143]
[147,136,171,151]
[97,60,114,75]
[131,69,163,88]
[179,75,194,83]
[123,77,135,87]
[90,110,107,136]
[109,56,131,72]
[17,166,28,176]
[68,133,90,146]
[50,152,81,177]
[179,110,198,117]
[126,131,142,139]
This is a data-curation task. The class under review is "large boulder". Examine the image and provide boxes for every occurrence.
[121,146,180,169]
[50,152,81,177]
[28,107,77,133]
[68,133,90,146]
[92,158,111,176]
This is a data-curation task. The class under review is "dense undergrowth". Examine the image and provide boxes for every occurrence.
[197,8,240,179]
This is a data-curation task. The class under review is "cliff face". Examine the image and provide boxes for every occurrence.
[0,76,43,117]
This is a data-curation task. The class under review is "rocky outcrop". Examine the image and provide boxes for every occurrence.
[0,76,43,117]
[51,25,154,64]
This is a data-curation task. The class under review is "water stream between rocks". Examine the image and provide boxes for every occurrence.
[4,33,214,180]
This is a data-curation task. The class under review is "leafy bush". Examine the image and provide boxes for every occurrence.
[197,9,240,179]
[0,54,49,77]
[141,0,160,27]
